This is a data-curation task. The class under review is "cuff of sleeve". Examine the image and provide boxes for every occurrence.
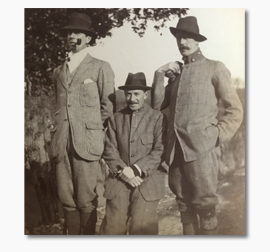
[131,164,143,177]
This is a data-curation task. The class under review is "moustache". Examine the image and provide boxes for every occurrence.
[179,46,190,50]
[128,102,139,105]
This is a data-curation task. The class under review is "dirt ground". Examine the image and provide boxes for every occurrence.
[157,167,245,235]
[26,166,245,236]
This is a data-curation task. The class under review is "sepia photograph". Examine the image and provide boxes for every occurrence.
[23,8,246,237]
[1,0,268,250]
[7,0,270,250]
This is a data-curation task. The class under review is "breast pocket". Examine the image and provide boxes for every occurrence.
[80,82,99,107]
[140,134,154,154]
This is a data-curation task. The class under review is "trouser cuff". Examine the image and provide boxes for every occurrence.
[197,208,216,218]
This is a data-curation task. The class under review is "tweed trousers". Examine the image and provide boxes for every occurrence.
[55,129,99,214]
[169,141,220,223]
[100,182,159,235]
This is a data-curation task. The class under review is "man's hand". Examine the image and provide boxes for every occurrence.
[126,176,144,187]
[119,166,135,182]
[118,167,144,187]
[157,62,181,80]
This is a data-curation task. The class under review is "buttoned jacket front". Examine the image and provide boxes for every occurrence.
[103,103,166,201]
[152,50,243,164]
[50,53,115,162]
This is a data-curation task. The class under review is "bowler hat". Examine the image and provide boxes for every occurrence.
[169,16,207,42]
[61,12,96,37]
[118,72,152,91]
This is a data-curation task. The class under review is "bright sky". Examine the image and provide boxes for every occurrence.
[89,8,245,88]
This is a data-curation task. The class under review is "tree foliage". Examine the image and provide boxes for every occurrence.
[25,8,188,96]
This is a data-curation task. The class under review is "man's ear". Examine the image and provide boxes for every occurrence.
[86,35,92,44]
[144,91,148,100]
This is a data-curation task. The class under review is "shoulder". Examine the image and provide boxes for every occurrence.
[145,104,164,120]
[90,56,112,69]
[204,58,228,70]
[53,64,62,74]
[110,107,129,121]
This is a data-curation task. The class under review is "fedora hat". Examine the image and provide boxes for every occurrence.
[61,12,96,37]
[118,72,152,91]
[169,16,207,42]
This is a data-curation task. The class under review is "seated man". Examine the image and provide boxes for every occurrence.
[100,72,167,235]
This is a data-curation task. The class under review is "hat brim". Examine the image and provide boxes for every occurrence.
[61,25,96,37]
[118,85,152,91]
[169,27,207,42]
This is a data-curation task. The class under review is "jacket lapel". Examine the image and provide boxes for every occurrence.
[58,62,69,90]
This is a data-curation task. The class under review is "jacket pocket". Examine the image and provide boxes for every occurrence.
[80,82,99,107]
[139,173,166,201]
[85,123,105,155]
[140,135,154,145]
[184,124,219,154]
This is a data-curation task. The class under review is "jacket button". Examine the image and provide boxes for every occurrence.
[131,154,135,157]
[68,91,71,94]
[64,119,67,122]
[130,140,135,143]
[67,104,71,107]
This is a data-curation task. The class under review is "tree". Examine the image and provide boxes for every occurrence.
[25,8,188,96]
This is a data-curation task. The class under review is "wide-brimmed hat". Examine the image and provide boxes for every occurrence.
[61,12,96,37]
[118,72,152,91]
[169,16,207,42]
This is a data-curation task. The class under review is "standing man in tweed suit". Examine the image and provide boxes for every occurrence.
[152,16,243,235]
[50,12,115,235]
[100,72,166,235]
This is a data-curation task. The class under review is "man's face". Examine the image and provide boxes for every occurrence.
[125,89,148,111]
[176,36,199,57]
[67,30,91,53]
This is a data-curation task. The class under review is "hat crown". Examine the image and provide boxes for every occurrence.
[62,12,94,34]
[169,16,207,42]
[118,72,151,91]
[176,16,200,34]
[125,72,146,87]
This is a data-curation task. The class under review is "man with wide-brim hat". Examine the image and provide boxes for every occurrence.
[100,72,167,235]
[152,16,243,235]
[50,12,115,235]
[61,12,97,50]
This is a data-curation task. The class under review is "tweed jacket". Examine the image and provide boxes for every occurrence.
[152,49,243,164]
[50,53,115,162]
[103,103,166,201]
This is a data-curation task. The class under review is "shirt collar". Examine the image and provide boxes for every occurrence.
[182,48,204,64]
[68,47,89,63]
[66,47,89,73]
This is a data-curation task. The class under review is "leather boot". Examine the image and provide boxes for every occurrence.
[80,209,97,235]
[199,215,218,235]
[64,210,80,235]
